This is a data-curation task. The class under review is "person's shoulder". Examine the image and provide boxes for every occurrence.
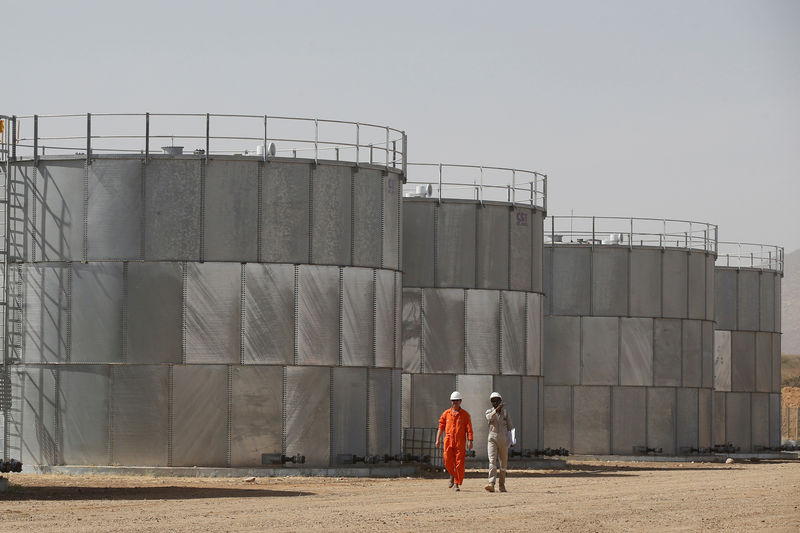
[485,408,494,415]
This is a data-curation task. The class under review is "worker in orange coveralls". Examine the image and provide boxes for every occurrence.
[435,391,474,492]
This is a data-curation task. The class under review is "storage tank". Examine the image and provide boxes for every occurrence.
[542,216,717,455]
[1,113,405,467]
[713,242,783,452]
[401,164,547,459]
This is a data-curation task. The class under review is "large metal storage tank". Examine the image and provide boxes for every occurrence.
[1,113,405,467]
[401,164,547,459]
[713,242,783,452]
[542,217,717,455]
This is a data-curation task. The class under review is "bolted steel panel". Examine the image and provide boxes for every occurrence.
[341,268,374,367]
[676,388,699,451]
[392,370,403,455]
[572,386,611,455]
[127,262,183,363]
[774,275,781,332]
[311,165,352,265]
[352,169,382,268]
[653,319,682,386]
[382,173,401,271]
[751,392,769,450]
[243,264,295,365]
[754,332,772,393]
[368,369,395,455]
[611,387,646,454]
[59,365,110,465]
[725,392,751,452]
[714,268,737,331]
[731,331,755,392]
[410,374,456,428]
[647,387,676,455]
[543,385,572,450]
[521,376,542,450]
[698,388,712,449]
[630,249,662,318]
[18,366,58,465]
[203,160,258,261]
[759,273,775,332]
[261,162,310,264]
[401,373,411,431]
[542,246,552,313]
[550,247,591,316]
[332,367,368,458]
[456,374,492,461]
[662,250,688,319]
[402,201,435,287]
[769,393,781,448]
[23,264,69,363]
[526,293,543,377]
[297,265,340,366]
[394,274,403,369]
[172,365,228,467]
[736,270,759,331]
[772,333,781,393]
[543,316,580,385]
[9,164,35,261]
[531,211,544,293]
[435,203,477,288]
[702,321,713,389]
[475,205,509,290]
[185,263,241,364]
[681,320,702,388]
[501,291,526,375]
[713,330,732,391]
[71,263,123,363]
[705,254,715,321]
[230,366,283,467]
[144,159,201,260]
[87,158,142,259]
[36,161,85,261]
[712,391,726,446]
[401,288,422,373]
[591,247,628,316]
[687,252,706,320]
[465,290,500,374]
[111,365,169,466]
[580,317,619,386]
[285,366,331,466]
[509,207,533,292]
[620,317,653,386]
[422,288,465,374]
[375,269,396,368]
[493,375,522,453]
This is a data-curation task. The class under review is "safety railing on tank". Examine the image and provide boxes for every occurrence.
[0,113,407,172]
[716,241,784,273]
[403,163,547,210]
[546,216,718,254]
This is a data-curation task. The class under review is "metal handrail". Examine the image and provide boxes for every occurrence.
[403,162,547,210]
[716,241,784,273]
[546,215,718,254]
[2,113,407,172]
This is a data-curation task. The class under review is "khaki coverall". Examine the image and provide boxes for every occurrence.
[438,408,474,486]
[485,406,513,486]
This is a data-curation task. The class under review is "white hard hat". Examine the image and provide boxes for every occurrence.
[490,392,502,400]
[450,391,463,401]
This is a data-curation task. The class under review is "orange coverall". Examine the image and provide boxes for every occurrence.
[438,408,474,485]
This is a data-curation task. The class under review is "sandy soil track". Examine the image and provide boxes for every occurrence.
[1,460,798,532]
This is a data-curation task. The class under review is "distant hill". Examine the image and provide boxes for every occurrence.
[783,248,800,354]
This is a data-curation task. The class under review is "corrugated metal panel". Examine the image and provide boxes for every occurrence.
[394,273,402,369]
[374,270,395,368]
[501,291,526,375]
[712,391,726,445]
[126,262,183,364]
[572,386,611,455]
[681,320,702,388]
[172,365,228,467]
[59,366,110,465]
[676,388,699,450]
[619,317,653,387]
[18,366,58,465]
[111,366,169,466]
[698,388,712,449]
[285,366,331,466]
[612,387,646,454]
[647,387,676,455]
[543,316,580,385]
[581,317,619,386]
[731,331,755,392]
[203,160,258,261]
[382,173,401,271]
[526,293,543,377]
[87,158,142,259]
[509,207,532,292]
[229,366,283,467]
[435,203,476,288]
[531,212,544,293]
[332,367,367,458]
[23,264,70,363]
[457,374,493,460]
[713,330,732,391]
[243,264,294,365]
[144,159,201,260]
[551,247,591,316]
[342,268,374,367]
[687,252,706,320]
[9,164,34,261]
[402,201,435,287]
[465,290,499,374]
[71,263,123,363]
[653,319,681,387]
[185,263,241,364]
[751,393,769,450]
[475,205,508,290]
[352,169,382,268]
[736,270,759,331]
[368,369,393,456]
[401,288,422,373]
[662,250,687,319]
[311,165,351,265]
[630,249,662,318]
[297,265,339,366]
[422,288,464,374]
[702,321,713,389]
[725,392,751,452]
[543,385,572,450]
[591,247,628,316]
[714,268,737,330]
[759,273,775,332]
[754,332,772,393]
[521,376,542,450]
[772,333,781,393]
[262,162,310,264]
[36,161,85,261]
[410,374,455,428]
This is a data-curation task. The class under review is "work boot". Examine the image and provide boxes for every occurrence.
[448,476,454,488]
[455,484,460,492]
[484,483,495,492]
[499,471,507,492]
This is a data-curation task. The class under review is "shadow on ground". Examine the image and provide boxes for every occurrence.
[0,485,313,501]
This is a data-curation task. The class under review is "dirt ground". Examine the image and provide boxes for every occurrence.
[1,460,798,532]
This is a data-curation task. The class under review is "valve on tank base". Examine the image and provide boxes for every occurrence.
[753,445,784,453]
[679,447,713,454]
[711,443,739,454]
[0,459,22,473]
[261,453,306,465]
[633,446,663,455]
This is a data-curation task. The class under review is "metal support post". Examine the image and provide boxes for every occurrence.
[33,115,38,164]
[205,113,210,162]
[86,113,92,164]
[145,112,150,160]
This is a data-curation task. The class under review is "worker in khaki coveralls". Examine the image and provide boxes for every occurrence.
[436,391,474,492]
[484,391,513,492]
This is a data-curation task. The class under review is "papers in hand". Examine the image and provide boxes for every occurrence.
[507,428,516,447]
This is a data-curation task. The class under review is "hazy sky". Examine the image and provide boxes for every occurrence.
[3,0,799,252]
